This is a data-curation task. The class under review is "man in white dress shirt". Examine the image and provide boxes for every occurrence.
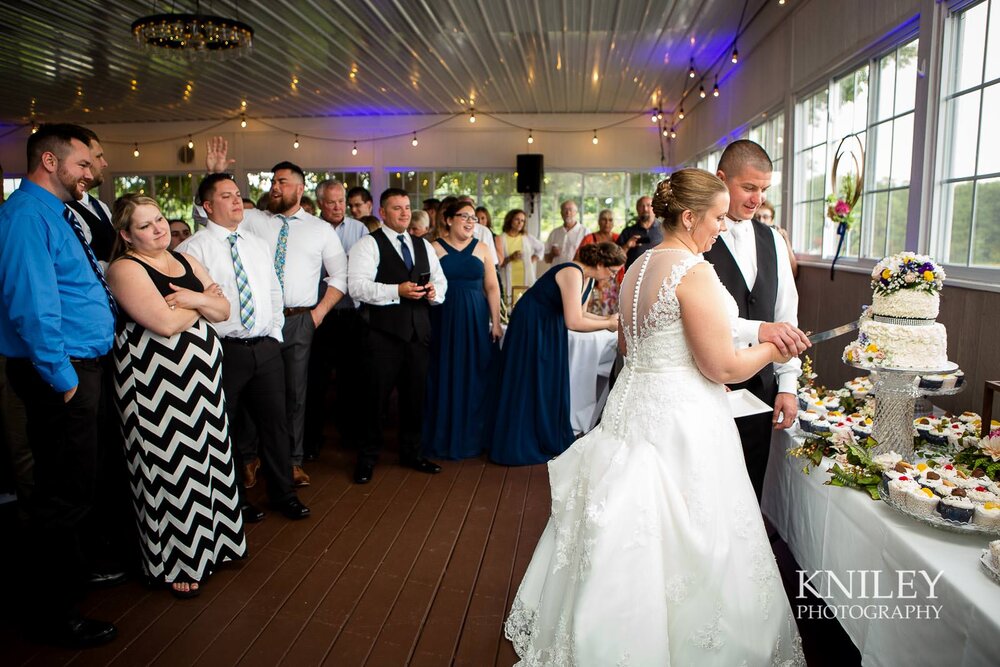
[703,140,810,500]
[347,188,447,484]
[541,200,586,273]
[178,173,309,522]
[304,179,369,461]
[204,137,348,487]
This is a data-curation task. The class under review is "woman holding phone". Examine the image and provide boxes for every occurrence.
[422,201,502,459]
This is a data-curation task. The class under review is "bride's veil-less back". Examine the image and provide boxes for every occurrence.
[504,247,804,666]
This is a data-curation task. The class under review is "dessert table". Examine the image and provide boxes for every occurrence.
[566,329,618,434]
[762,429,1000,665]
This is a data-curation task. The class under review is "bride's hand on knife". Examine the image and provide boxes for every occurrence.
[605,313,619,332]
[758,322,810,357]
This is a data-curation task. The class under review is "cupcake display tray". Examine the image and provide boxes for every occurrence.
[980,550,1000,586]
[877,478,1000,537]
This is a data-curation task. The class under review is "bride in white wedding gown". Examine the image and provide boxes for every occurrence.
[504,169,805,666]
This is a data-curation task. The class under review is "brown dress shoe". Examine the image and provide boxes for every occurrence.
[292,465,311,487]
[244,458,260,489]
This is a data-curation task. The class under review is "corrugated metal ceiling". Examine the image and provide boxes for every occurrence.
[0,0,781,125]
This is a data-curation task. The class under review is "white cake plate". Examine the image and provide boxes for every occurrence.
[847,360,961,459]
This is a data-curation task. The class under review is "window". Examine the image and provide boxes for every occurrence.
[247,170,372,206]
[934,0,1000,269]
[113,174,195,222]
[793,37,919,259]
[538,170,666,239]
[3,177,22,198]
[749,112,786,227]
[384,170,522,223]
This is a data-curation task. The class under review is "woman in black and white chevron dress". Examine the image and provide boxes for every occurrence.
[106,194,246,598]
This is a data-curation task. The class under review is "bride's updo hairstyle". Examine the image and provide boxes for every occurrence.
[652,168,728,232]
[578,241,626,268]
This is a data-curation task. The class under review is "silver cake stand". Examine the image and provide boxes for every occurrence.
[848,360,959,459]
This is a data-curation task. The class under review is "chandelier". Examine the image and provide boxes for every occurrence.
[131,9,254,60]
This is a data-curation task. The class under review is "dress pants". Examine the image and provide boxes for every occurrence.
[358,327,429,467]
[734,373,779,502]
[281,313,315,467]
[221,337,295,503]
[305,307,363,456]
[5,357,102,621]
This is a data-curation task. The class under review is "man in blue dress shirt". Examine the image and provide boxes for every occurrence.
[0,124,117,647]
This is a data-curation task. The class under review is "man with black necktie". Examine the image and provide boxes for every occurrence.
[347,188,447,484]
[0,124,117,647]
[66,127,115,268]
[703,140,810,501]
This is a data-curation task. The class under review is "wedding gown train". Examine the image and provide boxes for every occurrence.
[504,250,804,666]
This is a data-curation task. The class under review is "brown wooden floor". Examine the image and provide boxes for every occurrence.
[2,444,551,667]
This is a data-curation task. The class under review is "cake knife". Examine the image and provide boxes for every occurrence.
[807,320,860,344]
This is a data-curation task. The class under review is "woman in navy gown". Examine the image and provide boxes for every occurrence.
[491,242,625,465]
[423,201,503,459]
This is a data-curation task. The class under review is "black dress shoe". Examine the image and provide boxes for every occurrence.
[401,457,442,474]
[353,461,374,484]
[273,497,311,520]
[87,570,127,588]
[241,502,265,523]
[36,616,118,648]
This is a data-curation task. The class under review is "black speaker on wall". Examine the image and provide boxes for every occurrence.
[516,154,543,193]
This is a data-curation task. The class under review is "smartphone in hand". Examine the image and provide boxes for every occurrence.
[417,271,431,287]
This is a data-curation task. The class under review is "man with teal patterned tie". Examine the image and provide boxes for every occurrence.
[202,138,348,487]
[178,173,309,522]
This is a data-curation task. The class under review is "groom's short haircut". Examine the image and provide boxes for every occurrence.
[718,140,773,177]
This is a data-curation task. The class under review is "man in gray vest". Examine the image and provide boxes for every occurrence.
[347,188,447,484]
[703,140,810,501]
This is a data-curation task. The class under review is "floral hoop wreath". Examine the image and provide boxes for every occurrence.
[828,133,865,280]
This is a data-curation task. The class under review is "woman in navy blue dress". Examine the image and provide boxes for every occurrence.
[491,242,626,465]
[423,201,503,459]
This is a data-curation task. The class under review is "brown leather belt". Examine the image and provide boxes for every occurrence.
[283,306,314,317]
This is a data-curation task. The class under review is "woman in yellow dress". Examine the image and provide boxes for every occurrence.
[497,208,544,305]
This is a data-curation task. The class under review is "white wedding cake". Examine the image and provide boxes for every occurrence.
[843,253,948,370]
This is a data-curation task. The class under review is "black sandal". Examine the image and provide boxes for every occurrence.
[169,577,201,599]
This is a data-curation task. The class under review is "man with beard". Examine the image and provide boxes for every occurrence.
[616,195,661,270]
[203,137,348,487]
[303,179,368,460]
[66,127,115,268]
[0,124,117,647]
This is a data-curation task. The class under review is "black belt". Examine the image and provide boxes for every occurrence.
[69,357,102,367]
[283,306,315,316]
[221,336,272,346]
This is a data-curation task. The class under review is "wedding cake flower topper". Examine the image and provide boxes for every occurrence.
[870,252,946,295]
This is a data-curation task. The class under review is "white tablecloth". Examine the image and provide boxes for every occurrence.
[762,429,1000,666]
[567,329,618,434]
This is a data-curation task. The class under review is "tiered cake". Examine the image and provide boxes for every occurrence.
[843,253,948,370]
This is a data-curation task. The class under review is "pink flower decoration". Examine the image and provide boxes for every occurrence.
[834,200,851,216]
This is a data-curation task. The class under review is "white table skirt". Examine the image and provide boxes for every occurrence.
[761,429,1000,666]
[566,329,618,434]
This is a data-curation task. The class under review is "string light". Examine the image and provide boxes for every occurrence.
[527,130,534,144]
[662,127,669,137]
[292,134,300,149]
[688,58,696,79]
[670,126,677,139]
[713,76,720,97]
[351,141,358,156]
[240,98,247,109]
[30,121,37,134]
[779,0,786,4]
[187,135,194,149]
[678,106,685,120]
[650,109,658,123]
[469,107,476,123]
[731,46,739,64]
[699,84,707,99]
[592,130,598,145]
[240,113,247,128]
[132,142,140,158]
[411,132,419,147]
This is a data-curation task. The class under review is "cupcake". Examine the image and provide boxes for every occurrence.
[852,418,874,440]
[919,374,945,390]
[888,477,919,504]
[958,411,980,424]
[873,452,903,472]
[811,417,831,434]
[990,540,1000,570]
[906,487,940,516]
[937,496,975,523]
[974,503,1000,529]
[967,486,999,504]
[925,424,950,446]
[936,463,958,479]
[951,370,966,388]
[913,417,935,441]
[797,410,819,433]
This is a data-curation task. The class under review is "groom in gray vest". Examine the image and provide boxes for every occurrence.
[347,188,447,484]
[703,140,810,501]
